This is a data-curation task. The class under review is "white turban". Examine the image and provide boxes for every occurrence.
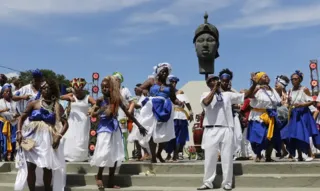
[153,62,172,75]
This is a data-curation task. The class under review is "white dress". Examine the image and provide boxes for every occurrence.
[14,111,66,191]
[90,99,124,168]
[64,95,91,162]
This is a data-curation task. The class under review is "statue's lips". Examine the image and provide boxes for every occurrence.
[202,50,210,54]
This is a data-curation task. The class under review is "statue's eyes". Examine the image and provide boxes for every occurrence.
[207,37,215,42]
[197,38,204,43]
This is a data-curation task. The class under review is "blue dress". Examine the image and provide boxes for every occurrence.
[246,89,282,156]
[281,88,320,156]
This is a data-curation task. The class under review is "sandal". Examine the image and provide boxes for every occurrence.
[95,175,104,189]
[107,184,120,189]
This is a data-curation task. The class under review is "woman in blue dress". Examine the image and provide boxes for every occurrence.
[281,70,318,161]
[90,76,146,189]
[128,63,184,163]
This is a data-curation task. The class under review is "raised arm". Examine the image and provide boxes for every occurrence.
[120,101,147,136]
[60,93,74,102]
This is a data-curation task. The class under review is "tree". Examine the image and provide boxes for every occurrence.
[18,69,70,87]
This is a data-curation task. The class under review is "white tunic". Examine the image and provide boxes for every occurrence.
[200,91,244,149]
[15,84,38,114]
[118,86,133,133]
[249,88,281,122]
[174,94,190,120]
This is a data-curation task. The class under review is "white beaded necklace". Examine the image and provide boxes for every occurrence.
[40,98,54,113]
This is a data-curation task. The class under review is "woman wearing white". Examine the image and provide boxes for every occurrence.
[128,63,184,163]
[61,78,95,162]
[15,79,69,191]
[89,76,146,189]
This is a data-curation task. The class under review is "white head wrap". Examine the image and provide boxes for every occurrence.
[153,62,172,84]
[276,76,289,88]
[153,62,172,75]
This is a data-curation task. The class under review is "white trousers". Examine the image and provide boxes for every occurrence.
[202,127,234,188]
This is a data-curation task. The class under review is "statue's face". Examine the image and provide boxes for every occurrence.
[195,33,217,59]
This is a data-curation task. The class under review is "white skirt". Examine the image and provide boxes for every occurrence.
[14,121,66,191]
[128,97,175,148]
[90,128,124,168]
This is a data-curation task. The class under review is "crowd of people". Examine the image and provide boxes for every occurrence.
[0,63,320,191]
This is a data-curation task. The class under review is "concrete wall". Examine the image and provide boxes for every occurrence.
[180,81,209,146]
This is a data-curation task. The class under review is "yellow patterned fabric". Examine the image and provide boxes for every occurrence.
[0,116,12,152]
[255,72,266,82]
[252,108,275,140]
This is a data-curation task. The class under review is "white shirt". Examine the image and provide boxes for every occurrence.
[0,99,18,126]
[200,91,244,127]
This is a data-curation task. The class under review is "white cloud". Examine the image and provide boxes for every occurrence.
[223,2,320,31]
[0,0,151,15]
[127,0,235,25]
[240,0,278,15]
[5,72,19,78]
[112,25,161,46]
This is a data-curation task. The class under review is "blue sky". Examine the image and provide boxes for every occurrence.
[1,0,320,94]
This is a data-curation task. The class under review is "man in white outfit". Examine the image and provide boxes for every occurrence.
[198,75,256,190]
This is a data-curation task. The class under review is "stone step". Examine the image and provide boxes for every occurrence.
[3,161,320,175]
[1,172,320,187]
[0,184,320,191]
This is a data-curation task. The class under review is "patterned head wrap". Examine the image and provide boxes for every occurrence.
[292,70,304,81]
[71,78,87,90]
[255,72,266,82]
[153,62,172,76]
[168,75,180,82]
[112,72,124,83]
[32,69,43,78]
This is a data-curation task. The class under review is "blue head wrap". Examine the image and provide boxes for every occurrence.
[220,73,231,80]
[168,75,180,82]
[0,84,12,98]
[293,70,304,81]
[32,69,43,78]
